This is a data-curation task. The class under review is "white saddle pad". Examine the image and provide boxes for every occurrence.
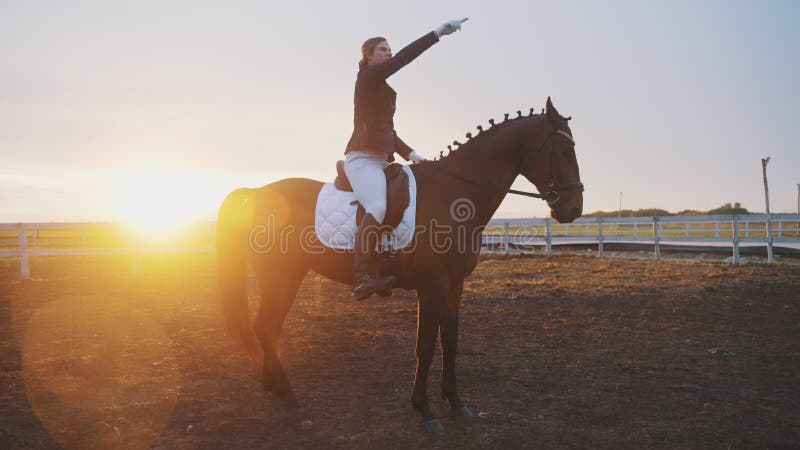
[315,165,417,250]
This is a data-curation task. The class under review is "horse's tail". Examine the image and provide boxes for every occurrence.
[217,188,263,364]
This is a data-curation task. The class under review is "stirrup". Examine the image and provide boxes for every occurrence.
[352,275,373,300]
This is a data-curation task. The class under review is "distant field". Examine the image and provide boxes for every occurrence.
[0,223,216,250]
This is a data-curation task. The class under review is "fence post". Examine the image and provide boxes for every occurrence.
[597,217,604,258]
[32,228,38,248]
[715,222,719,239]
[504,222,510,255]
[545,218,552,257]
[17,223,30,280]
[653,217,661,260]
[732,215,740,264]
[765,214,774,264]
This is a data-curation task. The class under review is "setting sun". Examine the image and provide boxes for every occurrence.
[105,165,217,238]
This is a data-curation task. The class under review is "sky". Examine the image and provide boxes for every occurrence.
[1,0,799,224]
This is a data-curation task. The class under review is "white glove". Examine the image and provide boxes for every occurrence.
[435,18,467,37]
[408,151,426,163]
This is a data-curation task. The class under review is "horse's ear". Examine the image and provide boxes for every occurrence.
[546,96,561,126]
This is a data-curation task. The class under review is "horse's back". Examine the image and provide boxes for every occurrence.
[262,177,325,196]
[253,177,357,282]
[261,176,322,216]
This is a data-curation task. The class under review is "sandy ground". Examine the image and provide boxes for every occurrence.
[1,253,799,449]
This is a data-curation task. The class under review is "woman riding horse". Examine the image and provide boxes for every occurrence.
[344,19,467,300]
[218,96,583,432]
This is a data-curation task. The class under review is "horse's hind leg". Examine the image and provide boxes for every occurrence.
[253,262,308,408]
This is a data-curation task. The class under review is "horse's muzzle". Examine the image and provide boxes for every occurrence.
[552,204,582,224]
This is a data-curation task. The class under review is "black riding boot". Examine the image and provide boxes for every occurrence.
[352,213,396,300]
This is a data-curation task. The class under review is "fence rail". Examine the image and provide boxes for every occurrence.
[2,214,799,279]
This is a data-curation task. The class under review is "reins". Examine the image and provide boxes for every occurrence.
[427,165,548,199]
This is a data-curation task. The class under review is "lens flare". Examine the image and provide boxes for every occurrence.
[22,294,180,449]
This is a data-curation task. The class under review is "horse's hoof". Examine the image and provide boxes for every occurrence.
[449,406,474,420]
[421,418,445,433]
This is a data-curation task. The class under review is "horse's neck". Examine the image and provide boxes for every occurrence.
[434,120,531,226]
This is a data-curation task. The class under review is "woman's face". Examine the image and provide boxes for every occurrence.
[368,40,392,65]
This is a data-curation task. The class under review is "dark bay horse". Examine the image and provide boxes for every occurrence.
[217,97,583,432]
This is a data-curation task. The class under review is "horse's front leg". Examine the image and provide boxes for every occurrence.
[440,276,473,420]
[412,277,447,433]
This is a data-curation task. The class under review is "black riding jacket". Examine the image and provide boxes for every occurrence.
[344,31,439,162]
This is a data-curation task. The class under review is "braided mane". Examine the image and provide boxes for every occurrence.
[431,107,544,161]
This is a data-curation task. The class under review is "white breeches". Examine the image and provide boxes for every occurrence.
[344,151,389,224]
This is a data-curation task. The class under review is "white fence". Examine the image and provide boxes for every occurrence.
[484,214,800,263]
[2,214,799,280]
[0,221,216,280]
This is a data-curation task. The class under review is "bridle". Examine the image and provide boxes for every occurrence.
[515,126,584,206]
[430,125,584,207]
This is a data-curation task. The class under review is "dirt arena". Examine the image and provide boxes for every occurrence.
[1,253,799,449]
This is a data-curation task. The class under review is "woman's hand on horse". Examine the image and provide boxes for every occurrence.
[435,18,467,37]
